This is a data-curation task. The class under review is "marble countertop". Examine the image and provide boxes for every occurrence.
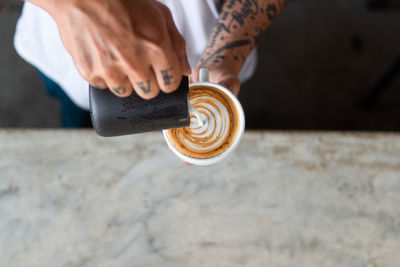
[1,130,400,267]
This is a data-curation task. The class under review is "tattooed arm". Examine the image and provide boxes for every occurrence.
[192,0,288,95]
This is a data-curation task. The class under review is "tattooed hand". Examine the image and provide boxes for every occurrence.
[28,0,191,99]
[190,66,241,96]
[194,0,288,95]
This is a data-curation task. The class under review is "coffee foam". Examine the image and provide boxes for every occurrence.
[166,85,240,159]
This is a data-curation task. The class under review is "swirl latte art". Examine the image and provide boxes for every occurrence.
[165,85,240,159]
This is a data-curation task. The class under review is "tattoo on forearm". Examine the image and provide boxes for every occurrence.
[231,0,259,26]
[161,69,174,86]
[208,0,258,49]
[137,80,151,93]
[200,39,252,65]
[200,0,287,68]
[208,0,259,48]
[112,86,126,95]
[266,4,277,21]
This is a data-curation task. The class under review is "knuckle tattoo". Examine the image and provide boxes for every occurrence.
[161,68,174,86]
[112,86,127,95]
[137,80,151,93]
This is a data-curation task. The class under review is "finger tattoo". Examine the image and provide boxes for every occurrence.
[137,80,151,93]
[161,68,174,86]
[112,86,127,95]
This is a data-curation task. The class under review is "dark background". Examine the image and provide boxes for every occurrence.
[1,0,400,130]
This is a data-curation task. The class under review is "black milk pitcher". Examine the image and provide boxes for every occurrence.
[89,76,190,137]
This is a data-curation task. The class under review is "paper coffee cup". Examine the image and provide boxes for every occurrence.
[163,68,245,166]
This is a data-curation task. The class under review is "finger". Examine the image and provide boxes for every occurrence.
[159,3,191,75]
[119,49,161,99]
[103,69,134,97]
[153,65,182,94]
[108,80,133,98]
[219,76,241,96]
[74,55,109,90]
[89,77,107,89]
[169,32,191,76]
[149,36,182,93]
[128,70,160,100]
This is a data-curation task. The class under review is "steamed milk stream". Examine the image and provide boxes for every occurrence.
[165,85,240,159]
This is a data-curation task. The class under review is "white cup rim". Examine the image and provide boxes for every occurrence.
[163,81,245,166]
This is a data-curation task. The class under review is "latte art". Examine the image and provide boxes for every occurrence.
[165,85,240,159]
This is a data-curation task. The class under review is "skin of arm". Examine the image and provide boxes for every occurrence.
[25,0,191,99]
[191,0,288,96]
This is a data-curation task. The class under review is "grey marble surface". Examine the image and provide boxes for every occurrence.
[0,130,400,267]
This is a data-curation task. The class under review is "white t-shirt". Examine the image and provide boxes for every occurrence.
[14,0,256,110]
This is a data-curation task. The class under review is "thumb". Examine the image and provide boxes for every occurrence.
[219,76,240,96]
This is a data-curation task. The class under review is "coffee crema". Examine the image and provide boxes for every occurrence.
[165,85,240,159]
